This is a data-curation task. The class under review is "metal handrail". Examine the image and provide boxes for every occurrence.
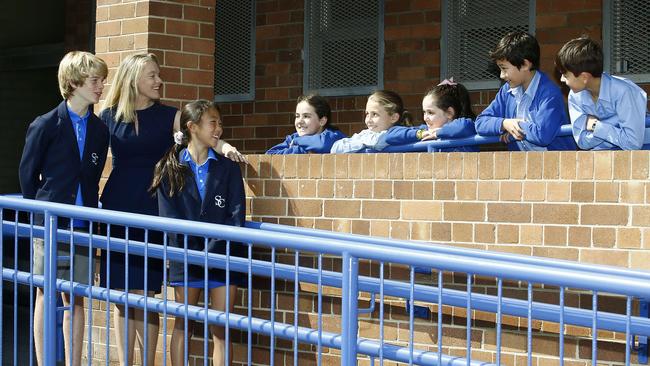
[2,196,650,296]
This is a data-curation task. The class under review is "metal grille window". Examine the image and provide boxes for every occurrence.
[304,0,384,96]
[603,0,650,83]
[214,0,255,102]
[441,0,535,90]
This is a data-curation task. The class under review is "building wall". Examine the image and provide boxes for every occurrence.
[95,0,216,109]
[243,151,650,262]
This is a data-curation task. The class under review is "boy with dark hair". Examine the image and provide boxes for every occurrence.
[19,51,109,366]
[556,37,649,150]
[475,31,576,151]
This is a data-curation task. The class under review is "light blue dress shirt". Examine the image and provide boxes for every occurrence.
[181,148,217,201]
[568,72,648,150]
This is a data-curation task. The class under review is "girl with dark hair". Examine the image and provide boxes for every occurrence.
[266,93,346,154]
[151,99,245,366]
[330,90,412,153]
[385,79,479,152]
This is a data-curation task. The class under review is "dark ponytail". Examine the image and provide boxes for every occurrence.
[150,99,220,196]
[426,82,476,120]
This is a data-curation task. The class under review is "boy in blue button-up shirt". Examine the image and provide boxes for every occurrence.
[556,37,649,150]
[475,31,576,151]
[19,51,109,366]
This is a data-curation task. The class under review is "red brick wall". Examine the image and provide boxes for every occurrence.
[95,0,215,110]
[222,0,446,153]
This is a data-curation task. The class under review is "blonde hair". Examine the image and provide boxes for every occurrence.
[57,51,108,100]
[101,53,159,123]
[368,90,413,126]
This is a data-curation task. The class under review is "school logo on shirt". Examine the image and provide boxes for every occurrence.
[91,152,99,165]
[215,195,225,208]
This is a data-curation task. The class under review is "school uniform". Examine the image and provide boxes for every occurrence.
[475,71,576,151]
[266,128,346,154]
[568,72,649,150]
[384,118,480,152]
[19,100,109,223]
[19,100,109,283]
[330,129,389,153]
[157,149,246,287]
[99,102,177,291]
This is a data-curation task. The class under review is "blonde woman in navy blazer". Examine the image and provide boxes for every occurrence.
[19,51,109,366]
[151,100,245,366]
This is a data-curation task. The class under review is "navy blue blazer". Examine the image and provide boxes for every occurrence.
[19,101,109,226]
[157,153,246,283]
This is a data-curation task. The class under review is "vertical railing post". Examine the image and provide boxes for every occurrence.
[341,252,359,366]
[43,211,58,366]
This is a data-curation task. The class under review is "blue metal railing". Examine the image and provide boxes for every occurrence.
[380,120,650,153]
[3,195,650,365]
[381,123,575,152]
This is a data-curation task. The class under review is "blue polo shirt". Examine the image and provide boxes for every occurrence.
[67,106,89,227]
[475,71,575,151]
[181,148,217,201]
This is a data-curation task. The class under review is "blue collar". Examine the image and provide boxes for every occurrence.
[67,106,90,124]
[180,147,218,167]
[598,72,613,103]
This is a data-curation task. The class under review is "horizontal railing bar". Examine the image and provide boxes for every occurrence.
[11,218,650,289]
[6,223,650,335]
[3,205,650,298]
[2,268,490,366]
[245,220,650,282]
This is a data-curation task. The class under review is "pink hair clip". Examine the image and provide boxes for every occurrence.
[438,77,457,86]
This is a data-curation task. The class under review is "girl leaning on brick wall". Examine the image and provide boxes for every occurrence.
[266,93,346,154]
[330,89,413,153]
[384,79,479,152]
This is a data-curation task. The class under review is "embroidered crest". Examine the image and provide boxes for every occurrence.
[214,195,225,208]
[91,152,99,165]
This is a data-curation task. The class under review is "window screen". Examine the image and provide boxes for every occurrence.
[304,0,384,96]
[441,0,535,90]
[603,0,650,83]
[214,0,255,102]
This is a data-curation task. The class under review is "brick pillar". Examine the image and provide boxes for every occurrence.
[95,0,216,109]
[92,1,216,364]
